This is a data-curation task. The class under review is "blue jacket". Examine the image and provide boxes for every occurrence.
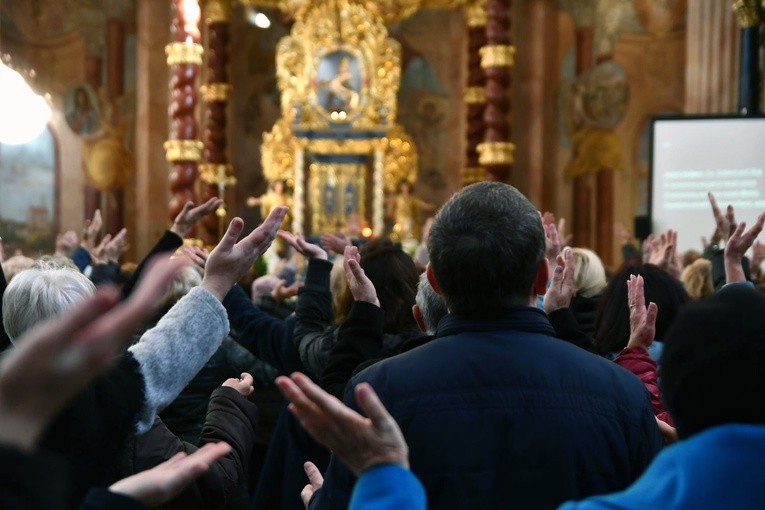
[310,307,661,509]
[349,465,426,510]
[560,424,765,510]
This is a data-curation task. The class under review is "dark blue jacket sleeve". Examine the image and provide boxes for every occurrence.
[223,283,305,374]
[349,465,426,510]
[121,231,184,299]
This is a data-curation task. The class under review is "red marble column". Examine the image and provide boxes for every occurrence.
[462,0,487,186]
[84,55,102,221]
[165,0,204,229]
[199,0,233,245]
[478,0,514,182]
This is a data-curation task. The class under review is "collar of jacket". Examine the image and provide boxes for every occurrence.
[435,306,556,338]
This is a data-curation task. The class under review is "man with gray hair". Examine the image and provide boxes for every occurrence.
[308,183,660,509]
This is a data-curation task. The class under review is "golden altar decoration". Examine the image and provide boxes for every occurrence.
[258,0,434,236]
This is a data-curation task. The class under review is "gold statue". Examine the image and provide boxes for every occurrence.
[247,180,293,229]
[387,180,433,241]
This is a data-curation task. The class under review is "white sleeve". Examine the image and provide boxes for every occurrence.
[128,286,228,433]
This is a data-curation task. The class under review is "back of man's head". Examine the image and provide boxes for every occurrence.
[427,182,544,314]
[661,284,765,439]
[3,266,96,343]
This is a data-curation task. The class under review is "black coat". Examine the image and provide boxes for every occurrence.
[311,307,662,510]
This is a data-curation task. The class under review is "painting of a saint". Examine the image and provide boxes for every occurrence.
[315,50,362,115]
[65,84,101,137]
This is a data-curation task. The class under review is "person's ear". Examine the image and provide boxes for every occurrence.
[425,264,443,296]
[412,304,428,333]
[533,259,549,296]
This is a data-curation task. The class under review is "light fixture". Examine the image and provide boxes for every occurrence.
[245,6,271,28]
[0,57,51,145]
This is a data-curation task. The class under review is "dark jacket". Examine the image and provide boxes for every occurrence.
[310,307,662,510]
[121,386,259,510]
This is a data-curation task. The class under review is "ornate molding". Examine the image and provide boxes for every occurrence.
[205,0,232,24]
[464,86,486,104]
[477,141,515,166]
[733,0,762,27]
[465,0,487,27]
[164,139,204,162]
[479,44,515,69]
[201,82,232,102]
[461,166,486,185]
[165,42,204,66]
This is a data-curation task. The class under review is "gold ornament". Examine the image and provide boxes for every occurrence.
[165,42,204,66]
[463,86,486,105]
[200,83,232,102]
[461,166,486,186]
[164,139,204,162]
[479,44,515,69]
[204,0,232,24]
[477,141,515,166]
[465,0,486,27]
[733,0,762,27]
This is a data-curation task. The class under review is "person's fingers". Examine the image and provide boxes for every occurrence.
[301,484,315,508]
[708,192,721,218]
[355,382,395,432]
[183,442,231,467]
[747,212,765,240]
[240,372,254,388]
[178,201,194,220]
[730,221,746,243]
[191,197,223,218]
[550,264,563,284]
[645,302,658,330]
[348,259,367,286]
[303,461,324,489]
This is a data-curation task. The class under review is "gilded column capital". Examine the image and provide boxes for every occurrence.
[165,42,204,66]
[465,0,487,27]
[205,0,232,24]
[477,141,515,166]
[479,44,515,69]
[733,0,762,27]
[464,86,486,104]
[164,139,204,162]
[201,83,233,102]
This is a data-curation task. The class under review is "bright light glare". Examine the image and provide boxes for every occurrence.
[0,63,51,145]
[246,7,271,28]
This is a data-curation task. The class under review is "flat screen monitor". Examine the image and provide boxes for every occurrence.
[650,116,765,254]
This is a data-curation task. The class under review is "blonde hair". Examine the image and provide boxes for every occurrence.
[571,248,607,299]
[681,258,713,301]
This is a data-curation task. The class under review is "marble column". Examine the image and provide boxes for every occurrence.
[135,0,171,256]
[199,0,234,245]
[477,0,514,182]
[462,0,487,186]
[685,0,739,114]
[165,0,204,231]
[572,26,594,249]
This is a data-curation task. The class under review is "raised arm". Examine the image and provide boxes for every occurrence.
[128,209,287,431]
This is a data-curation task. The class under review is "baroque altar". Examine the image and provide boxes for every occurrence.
[259,0,420,236]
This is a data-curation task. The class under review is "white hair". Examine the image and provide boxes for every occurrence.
[2,267,96,343]
[415,272,448,335]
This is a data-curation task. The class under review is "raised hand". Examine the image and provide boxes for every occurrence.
[724,212,765,284]
[278,230,328,260]
[626,274,658,351]
[344,245,379,306]
[647,229,681,278]
[82,209,103,252]
[201,207,288,301]
[222,372,255,397]
[104,228,129,263]
[301,461,324,509]
[0,256,184,451]
[55,230,79,257]
[276,372,409,477]
[614,221,633,245]
[170,197,224,238]
[109,442,232,508]
[320,233,352,255]
[708,192,736,242]
[543,222,562,270]
[272,279,303,303]
[543,247,574,314]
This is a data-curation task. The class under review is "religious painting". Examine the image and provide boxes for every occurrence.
[64,83,101,138]
[313,49,364,120]
[0,127,58,255]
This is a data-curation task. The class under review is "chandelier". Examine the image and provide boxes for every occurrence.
[0,55,52,145]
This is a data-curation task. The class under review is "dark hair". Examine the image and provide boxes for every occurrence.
[661,285,765,438]
[427,182,544,313]
[335,238,418,333]
[593,264,688,355]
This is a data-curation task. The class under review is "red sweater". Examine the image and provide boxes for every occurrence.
[613,347,674,426]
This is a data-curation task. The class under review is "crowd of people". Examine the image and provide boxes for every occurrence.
[0,183,763,509]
